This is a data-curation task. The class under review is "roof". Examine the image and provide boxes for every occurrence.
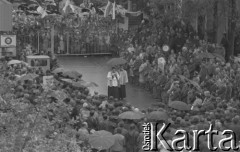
[27,55,50,59]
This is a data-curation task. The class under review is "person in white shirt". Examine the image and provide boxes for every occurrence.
[191,94,203,111]
[128,44,135,53]
[158,57,166,73]
[107,67,120,100]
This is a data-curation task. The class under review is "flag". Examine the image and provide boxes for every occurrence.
[112,1,116,19]
[63,0,70,12]
[37,6,47,18]
[104,0,113,17]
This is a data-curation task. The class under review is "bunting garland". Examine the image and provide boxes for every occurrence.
[14,0,143,25]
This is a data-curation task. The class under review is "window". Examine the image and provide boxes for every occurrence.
[30,59,48,66]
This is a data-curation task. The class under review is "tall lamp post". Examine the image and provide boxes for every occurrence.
[51,25,55,56]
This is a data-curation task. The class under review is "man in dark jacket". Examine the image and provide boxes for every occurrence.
[171,33,186,54]
[86,111,99,130]
[221,33,228,54]
[99,115,110,131]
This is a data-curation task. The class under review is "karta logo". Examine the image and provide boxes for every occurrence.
[142,123,239,151]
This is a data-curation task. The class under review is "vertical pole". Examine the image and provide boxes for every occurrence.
[128,0,132,11]
[37,32,40,54]
[51,26,55,56]
[196,14,198,34]
[67,32,69,54]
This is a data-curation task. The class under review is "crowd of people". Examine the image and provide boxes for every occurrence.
[1,58,145,152]
[2,17,240,152]
[113,21,240,151]
[107,65,129,101]
[16,17,115,56]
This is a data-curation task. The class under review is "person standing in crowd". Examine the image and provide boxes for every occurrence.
[86,111,99,130]
[158,56,166,73]
[119,65,128,100]
[221,32,228,59]
[167,81,181,103]
[111,128,125,152]
[77,122,89,147]
[80,103,90,121]
[99,115,110,131]
[125,124,139,152]
[58,35,64,54]
[129,57,135,84]
[107,67,120,100]
[114,121,128,137]
[128,44,135,53]
[139,60,148,88]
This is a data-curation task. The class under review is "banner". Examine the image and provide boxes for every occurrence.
[0,35,16,47]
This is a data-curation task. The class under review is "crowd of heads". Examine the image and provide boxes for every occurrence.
[2,20,240,151]
[115,21,240,151]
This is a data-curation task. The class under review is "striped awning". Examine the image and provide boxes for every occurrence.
[0,0,13,31]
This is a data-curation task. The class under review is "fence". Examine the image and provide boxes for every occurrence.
[17,32,113,56]
[16,17,118,56]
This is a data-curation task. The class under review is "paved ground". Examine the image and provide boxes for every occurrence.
[58,56,156,110]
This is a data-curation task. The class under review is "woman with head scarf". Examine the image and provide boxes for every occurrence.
[125,124,139,152]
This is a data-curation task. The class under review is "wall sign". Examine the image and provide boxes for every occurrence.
[0,35,16,47]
